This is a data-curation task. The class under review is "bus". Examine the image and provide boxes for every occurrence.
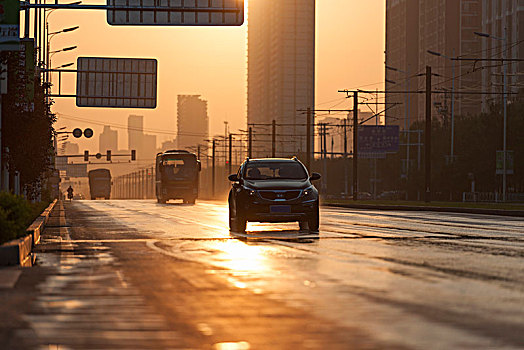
[155,150,201,204]
[88,169,112,200]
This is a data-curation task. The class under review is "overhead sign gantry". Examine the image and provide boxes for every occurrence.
[76,57,157,108]
[107,0,245,26]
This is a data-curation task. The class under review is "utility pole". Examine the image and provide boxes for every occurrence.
[343,116,348,196]
[272,119,276,158]
[425,66,432,203]
[228,133,232,174]
[248,127,252,158]
[320,123,327,194]
[212,139,216,198]
[197,145,200,161]
[353,91,359,201]
[306,107,312,171]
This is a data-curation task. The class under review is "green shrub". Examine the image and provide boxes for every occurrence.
[0,192,48,245]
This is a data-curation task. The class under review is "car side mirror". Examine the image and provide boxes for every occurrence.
[310,172,321,181]
[228,174,239,182]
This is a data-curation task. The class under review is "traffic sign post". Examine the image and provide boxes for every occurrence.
[0,0,20,51]
[358,125,400,159]
[496,150,514,175]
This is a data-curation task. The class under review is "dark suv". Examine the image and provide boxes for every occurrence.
[228,158,321,233]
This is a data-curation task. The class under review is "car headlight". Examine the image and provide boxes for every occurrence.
[302,186,315,197]
[243,186,256,196]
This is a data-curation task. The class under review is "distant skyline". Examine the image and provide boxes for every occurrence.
[45,1,385,153]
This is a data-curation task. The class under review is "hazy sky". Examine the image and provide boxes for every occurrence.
[47,0,385,152]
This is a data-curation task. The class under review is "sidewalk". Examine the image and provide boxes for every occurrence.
[0,201,181,349]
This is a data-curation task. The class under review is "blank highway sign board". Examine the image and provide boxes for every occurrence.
[76,57,157,108]
[107,0,244,26]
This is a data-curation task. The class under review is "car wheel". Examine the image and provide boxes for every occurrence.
[299,220,309,231]
[158,196,166,204]
[308,203,319,232]
[229,196,246,233]
[187,197,196,205]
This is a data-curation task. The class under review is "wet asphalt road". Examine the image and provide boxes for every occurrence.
[15,200,524,349]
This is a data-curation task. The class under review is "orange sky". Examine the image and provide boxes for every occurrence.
[44,0,385,152]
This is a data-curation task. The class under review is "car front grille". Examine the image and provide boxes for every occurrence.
[259,190,301,201]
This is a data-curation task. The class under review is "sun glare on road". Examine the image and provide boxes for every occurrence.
[212,239,271,274]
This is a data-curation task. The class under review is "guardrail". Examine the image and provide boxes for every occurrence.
[462,192,524,203]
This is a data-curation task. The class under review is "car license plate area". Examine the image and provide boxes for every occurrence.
[270,205,291,213]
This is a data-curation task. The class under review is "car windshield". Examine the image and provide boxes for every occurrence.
[244,162,307,180]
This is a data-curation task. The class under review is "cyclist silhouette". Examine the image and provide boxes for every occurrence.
[67,186,74,201]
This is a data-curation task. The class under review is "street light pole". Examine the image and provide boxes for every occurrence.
[450,48,455,162]
[474,27,508,201]
[502,27,508,202]
[427,49,456,163]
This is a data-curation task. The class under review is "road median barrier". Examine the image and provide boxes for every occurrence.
[323,202,524,217]
[0,199,58,267]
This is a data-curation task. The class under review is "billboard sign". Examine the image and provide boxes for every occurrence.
[358,125,399,158]
[107,0,244,26]
[65,163,88,178]
[0,0,20,51]
[76,57,157,108]
[496,150,514,175]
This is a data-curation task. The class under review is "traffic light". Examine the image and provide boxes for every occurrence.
[107,150,112,162]
[84,150,89,161]
[131,150,136,161]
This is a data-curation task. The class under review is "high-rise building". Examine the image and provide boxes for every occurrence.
[481,0,524,111]
[127,114,157,160]
[247,0,315,157]
[177,95,208,151]
[99,125,118,153]
[386,0,483,128]
[128,115,144,152]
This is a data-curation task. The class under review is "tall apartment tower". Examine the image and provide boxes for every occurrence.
[481,0,524,112]
[99,125,118,153]
[128,115,144,152]
[127,115,157,160]
[386,0,483,128]
[247,0,315,157]
[385,0,420,132]
[177,95,209,151]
